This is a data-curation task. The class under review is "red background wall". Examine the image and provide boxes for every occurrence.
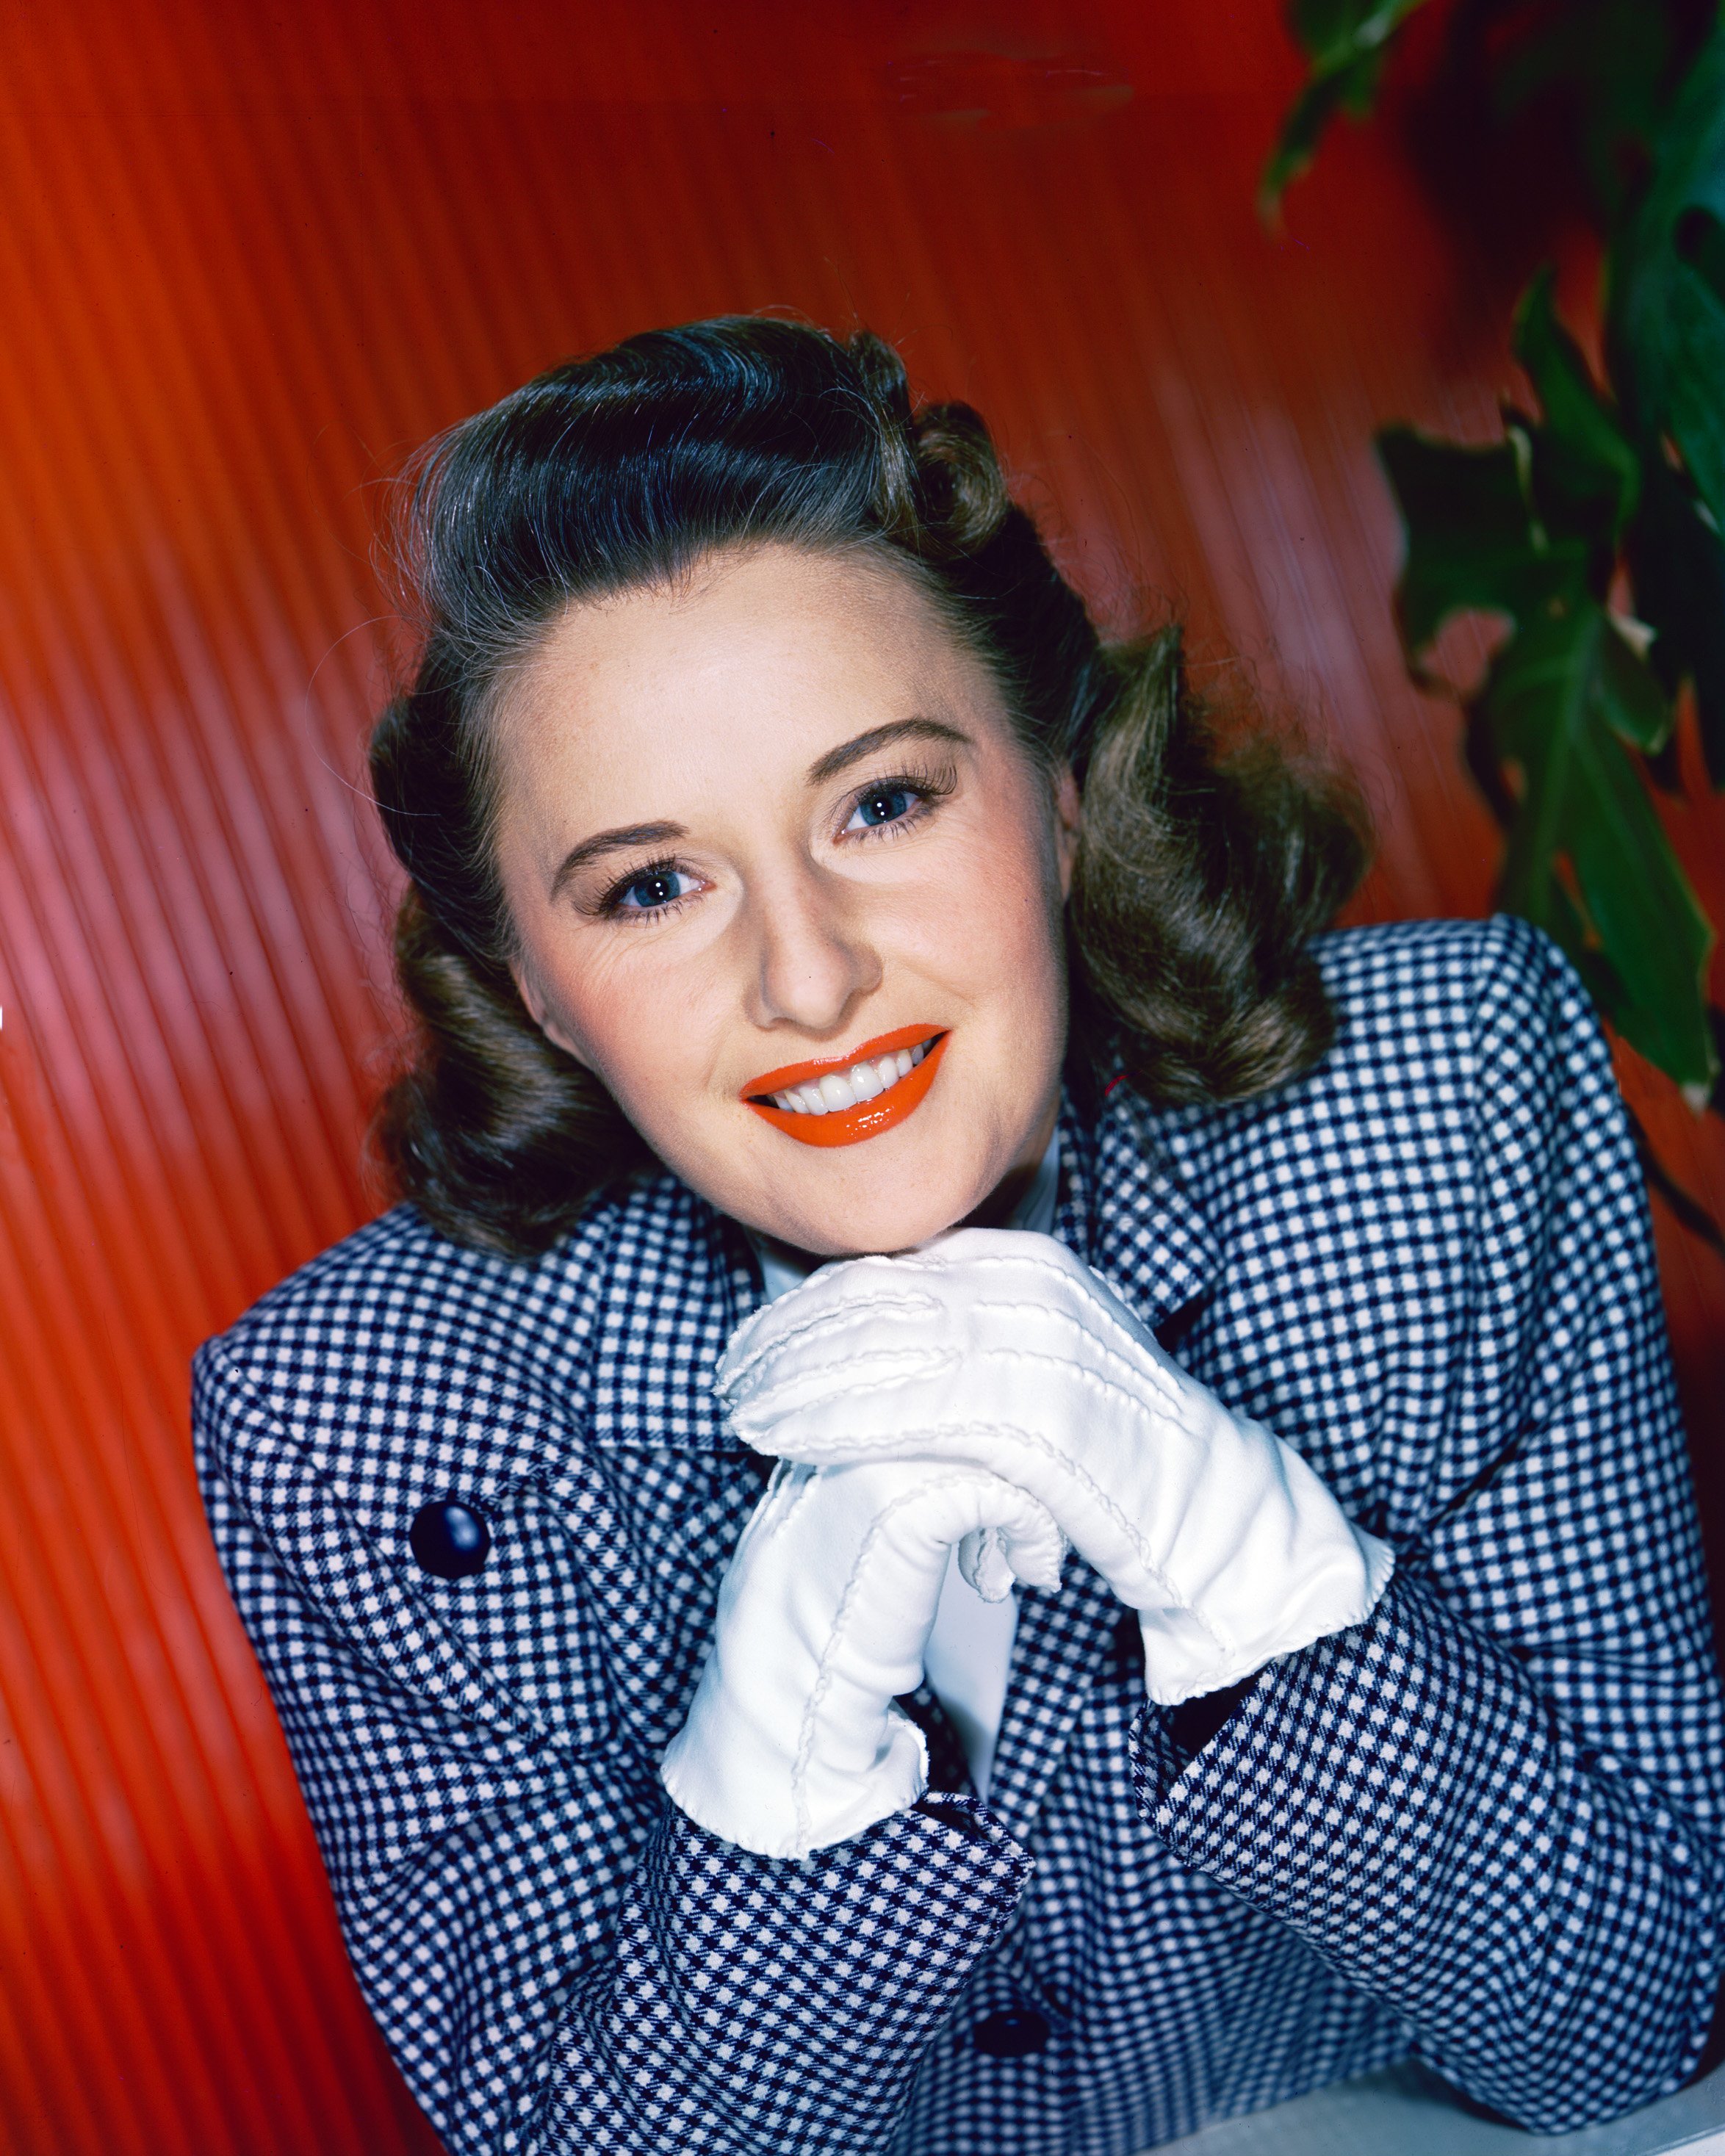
[1,4,1721,2151]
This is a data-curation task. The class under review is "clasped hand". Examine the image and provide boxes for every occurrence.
[661,1228,1394,1859]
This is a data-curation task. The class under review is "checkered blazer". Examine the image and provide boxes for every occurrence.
[192,915,1725,2156]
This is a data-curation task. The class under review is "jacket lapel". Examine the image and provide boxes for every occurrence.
[1081,1086,1219,1333]
[548,1179,766,1748]
[586,1174,762,1452]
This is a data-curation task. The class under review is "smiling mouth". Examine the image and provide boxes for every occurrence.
[741,1024,949,1149]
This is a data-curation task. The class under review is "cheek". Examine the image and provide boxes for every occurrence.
[908,796,1067,1008]
[534,934,728,1106]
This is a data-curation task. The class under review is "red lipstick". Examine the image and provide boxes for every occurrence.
[741,1024,949,1149]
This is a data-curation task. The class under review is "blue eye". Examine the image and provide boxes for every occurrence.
[614,867,694,914]
[849,785,915,830]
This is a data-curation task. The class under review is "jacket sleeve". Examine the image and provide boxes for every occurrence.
[193,1346,1031,2156]
[1133,920,1725,2132]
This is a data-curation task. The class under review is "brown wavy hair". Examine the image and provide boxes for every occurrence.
[369,317,1367,1258]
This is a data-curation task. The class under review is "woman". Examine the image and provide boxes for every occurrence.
[192,317,1725,2156]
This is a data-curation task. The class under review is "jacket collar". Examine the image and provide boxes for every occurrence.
[1055,1081,1218,1333]
[585,1081,1220,1452]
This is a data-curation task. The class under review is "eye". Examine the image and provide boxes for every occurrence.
[835,765,954,846]
[611,865,699,915]
[844,783,918,833]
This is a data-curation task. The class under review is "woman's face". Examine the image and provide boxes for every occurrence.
[493,544,1080,1258]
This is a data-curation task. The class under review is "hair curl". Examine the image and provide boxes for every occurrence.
[368,316,1367,1258]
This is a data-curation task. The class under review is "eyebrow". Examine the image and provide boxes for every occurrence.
[804,716,973,785]
[550,820,687,899]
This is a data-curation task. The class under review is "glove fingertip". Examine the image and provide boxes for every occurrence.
[1015,1549,1066,1593]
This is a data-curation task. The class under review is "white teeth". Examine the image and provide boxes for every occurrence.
[766,1036,938,1115]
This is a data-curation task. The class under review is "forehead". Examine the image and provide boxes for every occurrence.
[494,544,1001,804]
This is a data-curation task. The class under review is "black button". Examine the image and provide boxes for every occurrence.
[409,1500,491,1580]
[972,2008,1050,2058]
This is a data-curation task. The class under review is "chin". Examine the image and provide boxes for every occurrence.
[791,1205,965,1261]
[663,1088,1042,1260]
[766,1157,992,1259]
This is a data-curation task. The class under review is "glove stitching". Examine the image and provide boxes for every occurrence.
[780,1418,1237,1666]
[720,1288,943,1394]
[741,1335,1198,1437]
[720,1258,1189,1425]
[726,1246,1160,1374]
[788,1465,1059,1852]
[887,1247,1162,1358]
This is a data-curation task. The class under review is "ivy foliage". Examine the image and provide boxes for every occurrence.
[1260,0,1433,209]
[1271,0,1725,1109]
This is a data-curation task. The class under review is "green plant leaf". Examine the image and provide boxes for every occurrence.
[1267,0,1724,1104]
[1289,0,1428,73]
[1513,266,1643,538]
[1676,203,1725,306]
[1261,63,1374,211]
[1660,258,1725,530]
[1482,602,1715,1089]
[1261,0,1433,212]
[1610,17,1725,529]
[1378,425,1591,652]
[1627,453,1725,785]
[1598,607,1677,751]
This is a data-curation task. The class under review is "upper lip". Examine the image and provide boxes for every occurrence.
[741,1023,945,1100]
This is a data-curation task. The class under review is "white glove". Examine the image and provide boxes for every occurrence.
[717,1229,1394,1708]
[659,1455,1063,1858]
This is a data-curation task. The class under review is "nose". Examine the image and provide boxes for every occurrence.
[740,859,883,1037]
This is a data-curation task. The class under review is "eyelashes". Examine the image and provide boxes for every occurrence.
[590,762,957,923]
[838,763,954,841]
[596,859,702,920]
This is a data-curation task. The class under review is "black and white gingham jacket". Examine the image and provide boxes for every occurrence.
[192,915,1725,2155]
